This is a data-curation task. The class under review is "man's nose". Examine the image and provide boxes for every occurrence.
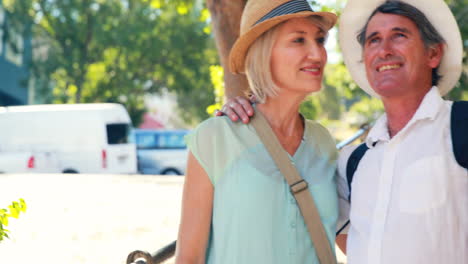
[378,39,394,58]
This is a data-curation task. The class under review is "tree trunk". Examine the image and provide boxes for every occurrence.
[207,0,249,99]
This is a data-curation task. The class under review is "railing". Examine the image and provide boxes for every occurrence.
[336,123,370,150]
[126,124,371,264]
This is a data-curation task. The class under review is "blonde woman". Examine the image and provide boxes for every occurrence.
[175,1,338,263]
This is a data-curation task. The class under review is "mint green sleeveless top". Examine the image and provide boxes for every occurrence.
[186,115,338,264]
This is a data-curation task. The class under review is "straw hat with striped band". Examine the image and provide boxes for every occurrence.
[229,0,337,74]
[339,0,463,97]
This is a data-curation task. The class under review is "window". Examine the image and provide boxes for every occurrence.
[135,133,157,149]
[134,130,188,149]
[157,133,186,149]
[106,123,130,144]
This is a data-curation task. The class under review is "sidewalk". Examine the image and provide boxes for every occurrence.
[0,174,346,264]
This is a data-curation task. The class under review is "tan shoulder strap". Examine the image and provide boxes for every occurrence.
[250,110,336,264]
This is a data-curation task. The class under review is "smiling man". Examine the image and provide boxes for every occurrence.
[337,0,467,263]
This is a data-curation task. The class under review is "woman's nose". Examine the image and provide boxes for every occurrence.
[306,43,324,61]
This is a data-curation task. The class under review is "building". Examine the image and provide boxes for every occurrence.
[0,5,33,106]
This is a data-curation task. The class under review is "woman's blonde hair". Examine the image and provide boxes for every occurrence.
[244,16,329,103]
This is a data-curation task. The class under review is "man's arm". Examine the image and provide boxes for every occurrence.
[334,146,359,256]
[216,96,255,123]
[336,234,347,254]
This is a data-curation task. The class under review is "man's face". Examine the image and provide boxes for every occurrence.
[362,13,442,98]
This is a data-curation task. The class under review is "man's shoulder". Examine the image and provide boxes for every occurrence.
[337,144,361,180]
[450,101,468,169]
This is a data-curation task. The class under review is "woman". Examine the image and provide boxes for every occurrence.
[175,0,339,263]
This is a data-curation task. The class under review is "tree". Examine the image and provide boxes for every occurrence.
[206,0,248,99]
[4,0,218,125]
[0,199,27,242]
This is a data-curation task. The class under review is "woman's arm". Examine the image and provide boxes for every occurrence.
[175,152,214,264]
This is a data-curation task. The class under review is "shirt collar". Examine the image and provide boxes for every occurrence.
[365,86,444,147]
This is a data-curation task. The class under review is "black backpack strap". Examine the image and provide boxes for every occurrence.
[451,101,468,169]
[336,143,370,236]
[346,143,370,200]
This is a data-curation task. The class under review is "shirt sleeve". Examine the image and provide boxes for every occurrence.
[185,117,232,185]
[336,144,359,234]
[185,117,218,183]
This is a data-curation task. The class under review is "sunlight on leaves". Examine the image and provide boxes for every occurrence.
[177,4,189,15]
[199,8,210,22]
[206,65,225,115]
[149,0,162,9]
[203,25,211,35]
[2,0,15,11]
[0,199,27,242]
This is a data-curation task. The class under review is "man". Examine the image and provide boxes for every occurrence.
[335,1,466,263]
[219,0,467,263]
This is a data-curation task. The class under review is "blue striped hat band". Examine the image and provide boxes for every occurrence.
[254,0,313,26]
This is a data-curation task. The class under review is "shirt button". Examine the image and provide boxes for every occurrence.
[290,222,296,228]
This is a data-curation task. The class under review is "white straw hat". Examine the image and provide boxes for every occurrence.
[339,0,463,97]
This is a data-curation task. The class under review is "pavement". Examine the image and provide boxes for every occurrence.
[0,174,346,264]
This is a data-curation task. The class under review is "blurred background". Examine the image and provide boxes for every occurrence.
[0,0,466,263]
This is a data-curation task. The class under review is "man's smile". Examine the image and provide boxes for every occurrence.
[377,63,402,72]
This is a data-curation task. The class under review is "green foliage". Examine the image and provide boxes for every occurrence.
[445,0,468,100]
[0,199,27,242]
[5,0,466,127]
[4,0,217,125]
[206,65,225,115]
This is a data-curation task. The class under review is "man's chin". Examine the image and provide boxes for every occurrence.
[371,85,405,99]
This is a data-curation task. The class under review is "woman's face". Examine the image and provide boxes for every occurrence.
[270,17,328,95]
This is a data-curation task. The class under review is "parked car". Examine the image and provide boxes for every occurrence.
[132,129,189,175]
[0,103,137,174]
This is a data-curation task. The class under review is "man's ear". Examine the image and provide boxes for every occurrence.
[427,43,444,69]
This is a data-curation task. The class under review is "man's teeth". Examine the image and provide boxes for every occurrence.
[378,64,401,72]
[303,68,319,72]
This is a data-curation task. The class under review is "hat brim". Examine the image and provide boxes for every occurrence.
[339,0,463,98]
[229,11,337,74]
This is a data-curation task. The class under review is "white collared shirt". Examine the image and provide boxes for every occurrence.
[337,87,468,264]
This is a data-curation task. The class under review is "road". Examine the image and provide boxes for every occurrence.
[0,174,346,264]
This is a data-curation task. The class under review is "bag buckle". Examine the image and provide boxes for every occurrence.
[290,179,308,195]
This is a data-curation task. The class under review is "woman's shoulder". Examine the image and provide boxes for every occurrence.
[304,119,333,140]
[190,116,252,145]
[192,116,241,136]
[303,119,337,156]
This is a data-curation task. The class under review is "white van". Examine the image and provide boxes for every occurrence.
[0,150,59,174]
[0,103,137,174]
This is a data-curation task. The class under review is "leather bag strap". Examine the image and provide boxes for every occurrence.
[250,110,336,264]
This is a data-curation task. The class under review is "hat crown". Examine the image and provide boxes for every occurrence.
[240,0,311,35]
